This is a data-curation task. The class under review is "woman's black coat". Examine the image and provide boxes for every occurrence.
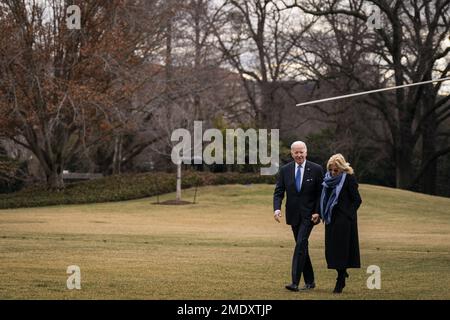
[324,174,362,270]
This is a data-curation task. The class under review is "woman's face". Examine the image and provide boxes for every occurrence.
[329,164,341,177]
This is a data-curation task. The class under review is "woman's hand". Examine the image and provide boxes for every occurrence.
[311,213,320,225]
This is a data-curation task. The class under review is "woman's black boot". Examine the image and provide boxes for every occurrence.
[333,269,348,293]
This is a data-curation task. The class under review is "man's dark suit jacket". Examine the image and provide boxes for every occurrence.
[273,160,324,226]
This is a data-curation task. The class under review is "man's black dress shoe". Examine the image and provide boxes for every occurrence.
[285,284,299,292]
[299,282,316,290]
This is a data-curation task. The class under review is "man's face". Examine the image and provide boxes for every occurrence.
[291,145,307,164]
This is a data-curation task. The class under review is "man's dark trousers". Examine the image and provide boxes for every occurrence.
[291,218,314,285]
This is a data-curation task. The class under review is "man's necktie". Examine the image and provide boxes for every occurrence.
[295,165,302,192]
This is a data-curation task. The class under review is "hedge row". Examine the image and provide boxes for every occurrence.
[0,156,26,194]
[0,171,276,209]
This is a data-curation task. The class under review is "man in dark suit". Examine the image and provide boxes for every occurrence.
[273,141,324,292]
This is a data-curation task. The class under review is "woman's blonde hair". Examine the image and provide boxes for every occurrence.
[327,153,354,175]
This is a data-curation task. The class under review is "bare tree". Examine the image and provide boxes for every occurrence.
[211,0,318,128]
[285,0,450,193]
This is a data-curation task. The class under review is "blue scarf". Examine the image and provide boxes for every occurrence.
[320,172,347,225]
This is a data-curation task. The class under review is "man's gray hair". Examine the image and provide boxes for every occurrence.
[290,141,307,150]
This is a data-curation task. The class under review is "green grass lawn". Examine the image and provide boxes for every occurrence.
[0,184,449,299]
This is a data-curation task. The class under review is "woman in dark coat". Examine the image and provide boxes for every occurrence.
[320,154,362,293]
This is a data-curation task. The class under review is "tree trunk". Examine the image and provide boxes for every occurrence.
[420,105,438,195]
[176,163,181,201]
[395,147,413,189]
[395,112,415,189]
[193,0,203,121]
[259,82,275,128]
[112,135,123,175]
[46,165,64,190]
[165,2,173,87]
[31,146,65,190]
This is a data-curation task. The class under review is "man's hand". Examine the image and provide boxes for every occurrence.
[274,210,282,223]
[311,213,320,225]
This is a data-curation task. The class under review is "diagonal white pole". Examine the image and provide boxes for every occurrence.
[295,77,450,107]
